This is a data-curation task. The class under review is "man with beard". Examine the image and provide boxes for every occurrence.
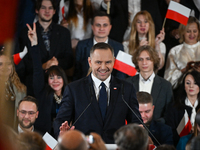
[137,91,173,146]
[16,96,39,133]
[15,0,73,96]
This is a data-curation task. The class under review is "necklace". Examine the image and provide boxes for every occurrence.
[54,93,63,104]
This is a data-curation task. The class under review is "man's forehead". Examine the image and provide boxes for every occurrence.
[19,101,37,109]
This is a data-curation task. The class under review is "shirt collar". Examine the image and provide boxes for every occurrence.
[91,73,111,89]
[18,124,34,133]
[139,72,155,83]
[185,97,198,108]
[93,38,108,45]
[38,21,53,32]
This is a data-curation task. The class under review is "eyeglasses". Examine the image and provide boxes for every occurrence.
[19,110,37,117]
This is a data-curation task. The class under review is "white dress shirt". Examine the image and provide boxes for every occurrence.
[91,73,111,105]
[139,72,155,94]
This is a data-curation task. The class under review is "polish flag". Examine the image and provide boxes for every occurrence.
[176,110,192,137]
[165,1,191,25]
[113,50,137,76]
[43,132,58,150]
[13,46,28,65]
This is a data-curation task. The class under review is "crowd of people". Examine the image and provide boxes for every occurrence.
[1,0,200,149]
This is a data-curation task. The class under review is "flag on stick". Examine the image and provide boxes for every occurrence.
[176,110,192,137]
[13,46,28,65]
[43,132,58,150]
[165,1,191,26]
[60,0,65,20]
[113,50,137,76]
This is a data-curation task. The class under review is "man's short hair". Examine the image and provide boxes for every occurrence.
[90,42,114,57]
[114,124,149,150]
[132,45,160,73]
[18,96,39,110]
[137,91,153,104]
[35,0,57,10]
[91,11,111,25]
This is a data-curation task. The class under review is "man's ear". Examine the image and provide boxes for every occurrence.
[17,109,19,117]
[35,9,38,14]
[88,57,92,67]
[36,111,39,118]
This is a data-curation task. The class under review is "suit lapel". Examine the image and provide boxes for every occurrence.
[104,76,121,127]
[86,75,104,126]
[151,75,161,105]
[133,75,139,92]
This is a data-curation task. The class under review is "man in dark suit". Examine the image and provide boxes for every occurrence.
[15,0,73,95]
[126,45,173,123]
[137,91,173,146]
[54,43,141,143]
[74,11,126,81]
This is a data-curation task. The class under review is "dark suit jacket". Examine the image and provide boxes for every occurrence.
[74,38,126,81]
[54,75,142,143]
[149,120,173,146]
[126,74,173,123]
[15,21,73,95]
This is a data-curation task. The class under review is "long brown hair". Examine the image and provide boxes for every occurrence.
[67,0,94,31]
[0,51,26,93]
[129,11,155,55]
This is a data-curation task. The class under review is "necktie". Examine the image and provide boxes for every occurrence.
[98,82,107,120]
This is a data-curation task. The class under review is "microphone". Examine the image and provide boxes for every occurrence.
[70,83,93,128]
[121,83,161,146]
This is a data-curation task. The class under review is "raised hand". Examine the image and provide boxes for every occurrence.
[59,121,75,137]
[155,28,165,46]
[26,23,38,46]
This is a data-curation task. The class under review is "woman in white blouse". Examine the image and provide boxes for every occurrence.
[165,70,200,146]
[123,10,166,69]
[164,16,200,89]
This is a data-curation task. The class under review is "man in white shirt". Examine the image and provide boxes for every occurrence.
[126,45,173,123]
[16,96,39,133]
[54,42,141,143]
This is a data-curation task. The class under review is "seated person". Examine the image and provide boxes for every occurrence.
[137,91,173,146]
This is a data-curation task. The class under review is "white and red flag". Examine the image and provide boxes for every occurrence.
[13,46,28,65]
[113,50,137,76]
[43,132,58,150]
[176,110,192,137]
[165,1,191,25]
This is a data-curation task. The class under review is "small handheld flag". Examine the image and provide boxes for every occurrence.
[13,46,28,65]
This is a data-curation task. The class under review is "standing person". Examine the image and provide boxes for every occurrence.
[0,50,26,128]
[59,0,99,50]
[123,11,166,70]
[137,91,173,146]
[126,45,173,123]
[16,96,39,133]
[74,11,126,81]
[164,16,200,89]
[54,42,141,143]
[165,70,200,146]
[26,23,68,136]
[15,0,73,96]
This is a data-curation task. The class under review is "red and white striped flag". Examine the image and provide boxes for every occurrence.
[113,50,137,76]
[13,46,28,65]
[165,1,191,25]
[176,110,192,137]
[43,132,58,150]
